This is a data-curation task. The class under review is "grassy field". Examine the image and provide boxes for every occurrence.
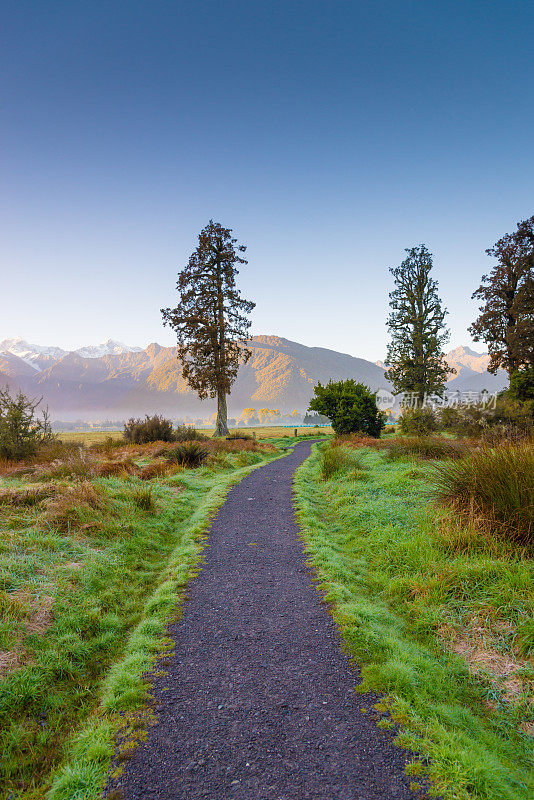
[0,438,283,800]
[56,425,333,446]
[294,440,534,800]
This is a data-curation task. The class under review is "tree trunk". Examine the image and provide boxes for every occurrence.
[214,388,229,437]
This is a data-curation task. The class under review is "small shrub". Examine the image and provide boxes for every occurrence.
[438,396,533,441]
[123,415,175,444]
[399,407,437,436]
[0,388,54,460]
[432,442,534,543]
[173,425,207,442]
[132,487,156,512]
[165,442,208,468]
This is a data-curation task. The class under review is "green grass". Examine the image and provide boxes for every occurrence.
[294,442,534,800]
[0,447,280,800]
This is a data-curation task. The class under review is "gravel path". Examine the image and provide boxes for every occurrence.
[110,442,417,800]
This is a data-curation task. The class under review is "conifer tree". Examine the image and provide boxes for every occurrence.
[385,244,451,404]
[470,215,534,376]
[162,221,255,436]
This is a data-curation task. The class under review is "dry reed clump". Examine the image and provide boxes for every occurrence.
[40,482,108,532]
[384,436,468,461]
[36,451,98,480]
[95,458,138,478]
[0,483,58,506]
[0,458,37,477]
[138,461,169,480]
[87,436,124,456]
[36,439,86,463]
[0,650,22,678]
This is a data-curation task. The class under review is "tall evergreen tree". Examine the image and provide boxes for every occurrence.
[162,221,255,436]
[385,244,451,404]
[469,215,534,376]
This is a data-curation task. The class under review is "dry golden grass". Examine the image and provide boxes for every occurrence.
[40,482,108,532]
[0,483,58,506]
[138,461,169,480]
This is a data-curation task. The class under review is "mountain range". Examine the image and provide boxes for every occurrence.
[0,336,508,421]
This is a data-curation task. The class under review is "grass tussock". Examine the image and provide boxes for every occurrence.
[96,460,135,478]
[165,442,209,468]
[40,481,108,531]
[433,441,534,544]
[132,486,156,512]
[138,461,169,480]
[321,445,354,479]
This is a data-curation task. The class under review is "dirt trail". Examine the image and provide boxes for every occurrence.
[109,441,417,800]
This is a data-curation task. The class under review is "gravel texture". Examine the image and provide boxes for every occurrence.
[109,441,418,800]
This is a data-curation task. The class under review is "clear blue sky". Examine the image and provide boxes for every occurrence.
[2,0,533,360]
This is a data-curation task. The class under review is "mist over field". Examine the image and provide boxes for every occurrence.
[0,335,507,423]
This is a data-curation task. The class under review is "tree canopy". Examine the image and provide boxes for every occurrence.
[385,244,451,403]
[309,380,384,437]
[470,215,534,377]
[162,221,255,436]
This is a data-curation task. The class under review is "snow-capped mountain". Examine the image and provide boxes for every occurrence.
[0,337,142,370]
[0,338,68,371]
[75,339,143,358]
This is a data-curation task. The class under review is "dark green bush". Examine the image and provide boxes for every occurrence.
[165,442,208,468]
[509,368,534,406]
[399,407,437,435]
[0,388,54,460]
[123,415,175,444]
[309,380,385,437]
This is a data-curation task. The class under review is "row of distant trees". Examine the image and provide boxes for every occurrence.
[161,216,533,437]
